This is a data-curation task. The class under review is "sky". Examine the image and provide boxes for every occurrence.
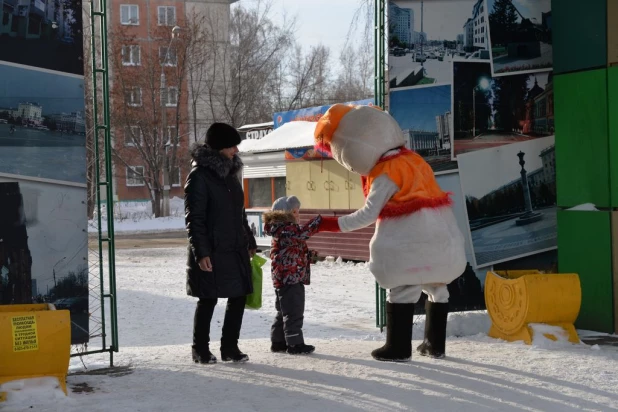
[389,85,451,131]
[458,135,554,199]
[235,0,368,72]
[0,63,85,114]
[526,72,549,90]
[487,0,551,24]
[392,0,478,41]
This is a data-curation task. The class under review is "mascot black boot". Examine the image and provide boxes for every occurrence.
[417,301,448,359]
[371,302,414,362]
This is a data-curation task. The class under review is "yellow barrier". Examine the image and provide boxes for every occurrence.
[0,304,71,400]
[485,270,582,344]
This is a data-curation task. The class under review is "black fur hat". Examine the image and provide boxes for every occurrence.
[205,122,241,150]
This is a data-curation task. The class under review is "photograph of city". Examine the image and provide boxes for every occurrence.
[389,85,457,173]
[486,0,552,76]
[458,135,556,267]
[451,60,553,159]
[0,0,84,75]
[388,0,490,90]
[0,63,86,184]
[0,177,89,343]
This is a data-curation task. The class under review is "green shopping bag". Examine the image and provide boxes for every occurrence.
[246,254,267,310]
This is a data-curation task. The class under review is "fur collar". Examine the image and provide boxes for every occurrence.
[263,211,296,225]
[190,144,243,179]
[263,211,297,237]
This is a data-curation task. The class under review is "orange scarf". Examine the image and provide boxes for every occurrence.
[361,148,451,219]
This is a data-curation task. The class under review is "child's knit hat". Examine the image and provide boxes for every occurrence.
[271,196,301,212]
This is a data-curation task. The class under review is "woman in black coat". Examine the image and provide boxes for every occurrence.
[185,123,257,364]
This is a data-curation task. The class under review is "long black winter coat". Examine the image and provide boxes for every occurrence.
[184,145,257,299]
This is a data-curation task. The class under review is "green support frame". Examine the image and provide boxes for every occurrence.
[374,0,387,331]
[70,0,119,366]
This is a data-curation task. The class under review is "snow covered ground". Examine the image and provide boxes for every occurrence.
[88,198,186,234]
[2,247,618,411]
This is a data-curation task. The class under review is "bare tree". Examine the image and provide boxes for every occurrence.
[331,44,372,103]
[345,0,375,52]
[331,0,375,104]
[109,24,191,217]
[309,45,331,106]
[202,0,295,127]
[284,43,332,110]
[184,12,211,143]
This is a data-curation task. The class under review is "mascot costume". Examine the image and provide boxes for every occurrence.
[316,104,466,362]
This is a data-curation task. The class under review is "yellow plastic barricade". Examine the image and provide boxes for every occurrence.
[0,303,71,400]
[485,270,581,344]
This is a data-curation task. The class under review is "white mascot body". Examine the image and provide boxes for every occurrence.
[315,104,466,362]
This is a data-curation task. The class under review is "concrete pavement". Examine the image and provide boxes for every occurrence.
[89,230,187,250]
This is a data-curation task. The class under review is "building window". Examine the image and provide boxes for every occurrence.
[125,125,142,146]
[159,46,178,66]
[248,178,273,208]
[245,177,286,208]
[539,98,547,117]
[120,5,139,25]
[126,166,145,186]
[165,126,178,144]
[162,87,178,107]
[274,177,286,200]
[121,45,141,66]
[158,6,176,26]
[126,87,142,107]
[171,166,182,187]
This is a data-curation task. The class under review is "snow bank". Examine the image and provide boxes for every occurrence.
[316,258,491,338]
[0,377,69,409]
[238,121,317,153]
[89,197,186,233]
[530,323,579,349]
[7,247,618,411]
[566,203,599,211]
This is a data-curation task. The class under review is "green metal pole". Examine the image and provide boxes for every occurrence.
[374,0,379,108]
[380,0,386,108]
[97,0,119,355]
[375,282,379,327]
[373,0,388,331]
[89,0,107,354]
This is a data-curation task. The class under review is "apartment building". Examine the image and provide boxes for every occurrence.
[109,0,237,201]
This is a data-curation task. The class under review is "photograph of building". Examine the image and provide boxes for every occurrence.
[486,0,552,76]
[389,84,457,173]
[0,0,83,75]
[0,63,86,184]
[109,0,236,204]
[0,176,89,343]
[458,135,556,267]
[452,60,553,158]
[388,0,490,90]
[389,2,414,46]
